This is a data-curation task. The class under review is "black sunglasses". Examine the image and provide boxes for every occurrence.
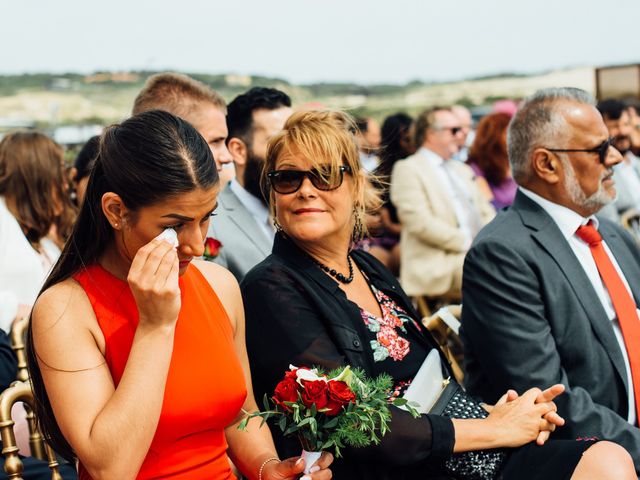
[267,165,352,194]
[546,137,615,164]
[435,126,462,135]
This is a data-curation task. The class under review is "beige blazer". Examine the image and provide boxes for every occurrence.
[390,149,495,297]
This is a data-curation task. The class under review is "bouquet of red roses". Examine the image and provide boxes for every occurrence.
[240,365,418,472]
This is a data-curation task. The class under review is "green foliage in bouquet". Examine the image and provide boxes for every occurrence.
[239,365,419,457]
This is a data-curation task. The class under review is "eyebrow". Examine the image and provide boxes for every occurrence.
[161,213,193,221]
[161,203,218,222]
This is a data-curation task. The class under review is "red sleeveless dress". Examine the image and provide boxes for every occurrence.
[73,263,247,479]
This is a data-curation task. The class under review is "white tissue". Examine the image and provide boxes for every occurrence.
[156,228,178,249]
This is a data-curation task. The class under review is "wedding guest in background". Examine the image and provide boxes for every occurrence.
[356,112,415,274]
[390,107,494,300]
[26,110,332,480]
[70,135,100,206]
[597,98,640,214]
[242,109,633,480]
[208,87,292,281]
[132,72,235,185]
[462,88,640,473]
[467,112,517,210]
[451,105,473,162]
[0,132,75,332]
[355,116,381,172]
[626,100,640,157]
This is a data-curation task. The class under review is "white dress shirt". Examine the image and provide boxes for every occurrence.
[229,180,274,242]
[421,148,477,248]
[520,187,637,424]
[0,197,60,332]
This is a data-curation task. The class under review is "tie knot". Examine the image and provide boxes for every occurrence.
[576,222,602,247]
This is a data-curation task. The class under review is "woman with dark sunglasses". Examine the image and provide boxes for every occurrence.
[241,109,634,480]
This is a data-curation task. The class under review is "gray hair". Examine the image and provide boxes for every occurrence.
[507,87,595,184]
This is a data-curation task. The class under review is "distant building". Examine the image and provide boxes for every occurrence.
[596,63,640,101]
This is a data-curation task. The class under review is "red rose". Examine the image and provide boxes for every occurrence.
[203,237,222,260]
[285,368,298,380]
[273,378,299,411]
[301,380,328,409]
[324,380,356,416]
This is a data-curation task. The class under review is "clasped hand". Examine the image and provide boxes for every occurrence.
[485,384,566,447]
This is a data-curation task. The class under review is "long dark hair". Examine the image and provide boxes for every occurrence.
[26,110,219,461]
[375,113,414,181]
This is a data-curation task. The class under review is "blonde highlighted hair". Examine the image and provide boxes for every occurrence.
[263,109,382,239]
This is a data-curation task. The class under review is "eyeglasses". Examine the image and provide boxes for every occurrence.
[545,137,615,164]
[267,165,352,194]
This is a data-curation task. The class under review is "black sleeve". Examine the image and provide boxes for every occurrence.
[0,328,17,391]
[241,264,455,467]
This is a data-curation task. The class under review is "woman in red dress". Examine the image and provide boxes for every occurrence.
[26,110,333,480]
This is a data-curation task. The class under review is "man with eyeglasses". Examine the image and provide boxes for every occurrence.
[461,87,640,473]
[597,98,640,216]
[389,106,495,300]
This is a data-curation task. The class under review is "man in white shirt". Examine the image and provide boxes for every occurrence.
[451,104,474,162]
[207,87,292,281]
[597,98,640,214]
[461,87,640,473]
[390,107,494,298]
[355,117,381,172]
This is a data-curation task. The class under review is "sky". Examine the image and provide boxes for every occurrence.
[2,0,639,85]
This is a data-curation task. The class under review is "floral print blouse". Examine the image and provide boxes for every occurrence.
[359,285,430,385]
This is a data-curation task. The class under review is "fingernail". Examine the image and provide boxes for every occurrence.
[295,457,304,465]
[310,466,320,473]
[301,476,311,480]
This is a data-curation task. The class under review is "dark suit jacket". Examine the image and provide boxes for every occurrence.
[461,190,640,472]
[241,233,455,480]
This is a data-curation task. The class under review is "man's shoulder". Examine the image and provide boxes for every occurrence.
[474,206,527,245]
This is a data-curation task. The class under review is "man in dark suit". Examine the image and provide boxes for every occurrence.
[461,87,640,472]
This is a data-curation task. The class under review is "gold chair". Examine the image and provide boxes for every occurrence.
[10,316,30,383]
[414,292,462,318]
[422,305,465,384]
[0,380,64,479]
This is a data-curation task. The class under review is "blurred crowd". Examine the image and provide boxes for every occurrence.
[0,74,640,478]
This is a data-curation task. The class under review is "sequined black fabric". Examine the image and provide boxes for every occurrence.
[442,388,507,480]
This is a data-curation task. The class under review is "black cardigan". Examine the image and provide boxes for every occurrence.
[241,233,455,479]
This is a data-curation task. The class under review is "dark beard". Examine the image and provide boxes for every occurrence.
[614,135,631,155]
[243,152,268,207]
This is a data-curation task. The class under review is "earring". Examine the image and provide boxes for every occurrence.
[352,209,364,242]
[273,219,283,233]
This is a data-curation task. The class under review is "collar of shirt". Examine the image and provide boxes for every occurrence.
[419,147,445,166]
[229,179,270,226]
[518,186,599,239]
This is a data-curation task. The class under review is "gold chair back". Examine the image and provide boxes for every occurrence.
[621,209,640,243]
[0,380,64,479]
[10,316,30,383]
[422,305,465,384]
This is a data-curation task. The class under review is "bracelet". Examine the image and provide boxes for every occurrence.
[258,456,280,480]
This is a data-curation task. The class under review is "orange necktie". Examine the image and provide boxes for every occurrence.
[576,221,640,421]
